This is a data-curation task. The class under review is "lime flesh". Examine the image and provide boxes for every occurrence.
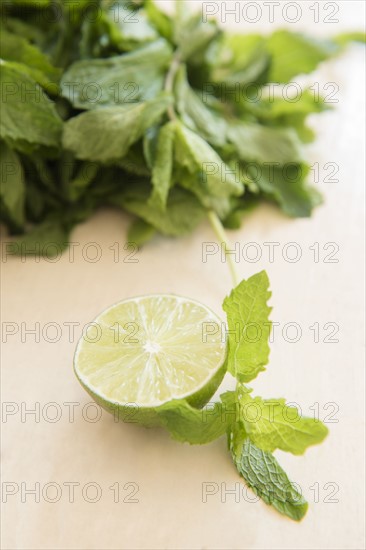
[74,295,227,410]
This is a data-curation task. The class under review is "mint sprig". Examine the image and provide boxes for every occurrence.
[222,271,328,520]
[157,270,328,521]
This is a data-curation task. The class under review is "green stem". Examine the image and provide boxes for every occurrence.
[207,210,239,288]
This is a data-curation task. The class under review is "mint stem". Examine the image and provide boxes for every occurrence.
[207,210,239,287]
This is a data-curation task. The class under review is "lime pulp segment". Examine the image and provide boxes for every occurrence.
[74,295,227,408]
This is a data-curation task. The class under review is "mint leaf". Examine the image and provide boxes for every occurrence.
[149,120,176,209]
[174,122,242,217]
[227,122,303,165]
[237,387,328,455]
[8,218,69,257]
[61,39,172,109]
[0,142,25,228]
[0,29,60,90]
[110,183,205,237]
[112,396,230,443]
[245,90,329,144]
[0,62,62,149]
[63,95,172,162]
[144,0,173,42]
[223,271,272,382]
[251,164,322,218]
[127,218,156,247]
[66,161,99,202]
[175,65,227,147]
[212,33,269,86]
[250,90,328,120]
[157,400,229,444]
[174,13,219,62]
[222,194,260,230]
[232,438,308,521]
[118,145,151,177]
[267,31,339,83]
[104,5,159,51]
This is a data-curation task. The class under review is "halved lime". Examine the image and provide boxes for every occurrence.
[74,295,227,423]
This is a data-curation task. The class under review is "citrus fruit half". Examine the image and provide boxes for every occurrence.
[74,295,227,424]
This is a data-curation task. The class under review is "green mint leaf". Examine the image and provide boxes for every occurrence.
[144,0,173,42]
[61,39,172,109]
[251,164,322,218]
[243,90,329,143]
[267,30,339,83]
[118,144,151,177]
[127,218,156,247]
[0,142,25,228]
[0,29,60,91]
[1,16,44,45]
[149,120,176,210]
[222,194,260,230]
[212,34,269,86]
[227,122,303,165]
[249,89,328,120]
[7,218,69,258]
[174,13,220,62]
[222,271,271,382]
[23,178,46,222]
[0,62,62,149]
[245,90,329,144]
[104,5,159,51]
[62,95,172,163]
[281,116,317,144]
[110,183,205,237]
[66,161,99,202]
[174,122,242,217]
[157,399,229,445]
[237,387,328,455]
[175,65,227,147]
[232,438,308,521]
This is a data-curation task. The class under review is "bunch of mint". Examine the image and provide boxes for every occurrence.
[1,0,364,253]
